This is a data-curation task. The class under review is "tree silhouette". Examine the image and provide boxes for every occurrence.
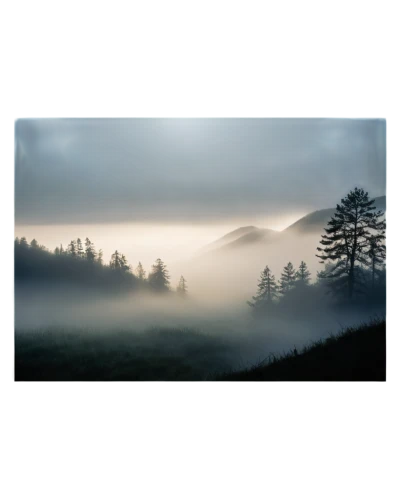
[97,249,103,265]
[19,237,28,249]
[148,258,170,292]
[317,188,386,299]
[77,238,84,258]
[68,240,77,257]
[177,275,188,295]
[279,262,296,295]
[30,239,39,249]
[85,238,97,262]
[296,261,311,285]
[110,250,121,269]
[135,262,146,280]
[248,265,277,308]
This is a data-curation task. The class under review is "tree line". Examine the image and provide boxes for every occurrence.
[15,237,188,295]
[248,188,386,310]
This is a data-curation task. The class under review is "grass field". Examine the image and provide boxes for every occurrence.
[15,319,386,381]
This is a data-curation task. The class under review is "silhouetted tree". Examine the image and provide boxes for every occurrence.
[85,238,97,262]
[135,262,146,280]
[317,188,386,299]
[248,265,277,308]
[148,258,170,292]
[110,250,122,269]
[19,237,28,249]
[296,261,311,285]
[279,262,296,295]
[54,246,60,256]
[97,249,103,265]
[120,254,131,272]
[68,240,77,257]
[30,239,39,249]
[177,275,187,295]
[77,238,84,258]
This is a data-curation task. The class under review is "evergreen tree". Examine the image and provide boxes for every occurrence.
[279,262,296,295]
[77,238,85,258]
[97,249,103,265]
[120,254,131,272]
[248,265,277,308]
[110,250,121,269]
[68,240,77,257]
[177,275,188,295]
[30,239,39,249]
[19,237,29,249]
[148,258,170,292]
[54,246,60,256]
[296,261,311,285]
[317,188,386,299]
[60,244,65,255]
[135,262,146,280]
[85,237,97,262]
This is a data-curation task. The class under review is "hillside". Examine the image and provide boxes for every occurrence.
[218,320,386,381]
[284,195,386,234]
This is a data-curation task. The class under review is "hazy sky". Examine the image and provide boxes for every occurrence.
[15,118,386,226]
[15,118,387,272]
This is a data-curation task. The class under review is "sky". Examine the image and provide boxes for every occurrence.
[15,118,386,226]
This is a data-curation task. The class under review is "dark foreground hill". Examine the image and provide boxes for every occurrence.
[218,320,386,381]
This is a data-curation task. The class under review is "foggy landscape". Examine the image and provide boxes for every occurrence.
[14,118,386,381]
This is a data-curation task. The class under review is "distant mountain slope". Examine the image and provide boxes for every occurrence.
[284,195,386,234]
[216,228,278,251]
[199,226,261,254]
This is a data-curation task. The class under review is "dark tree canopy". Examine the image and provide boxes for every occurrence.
[279,262,296,295]
[296,261,311,285]
[316,188,386,299]
[248,265,278,308]
[148,258,170,292]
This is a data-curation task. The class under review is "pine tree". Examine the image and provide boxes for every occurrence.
[296,261,311,285]
[30,239,39,249]
[148,258,170,292]
[60,244,65,255]
[177,275,188,295]
[110,250,121,269]
[135,262,146,280]
[68,240,77,257]
[317,188,386,299]
[279,262,296,295]
[77,238,85,258]
[85,237,97,262]
[19,237,28,248]
[120,254,131,272]
[54,246,60,255]
[248,265,277,308]
[97,249,103,265]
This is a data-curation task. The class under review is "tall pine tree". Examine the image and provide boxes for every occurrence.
[279,262,296,295]
[296,261,311,285]
[148,258,170,292]
[177,275,188,295]
[135,262,146,280]
[248,265,278,308]
[316,188,385,299]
